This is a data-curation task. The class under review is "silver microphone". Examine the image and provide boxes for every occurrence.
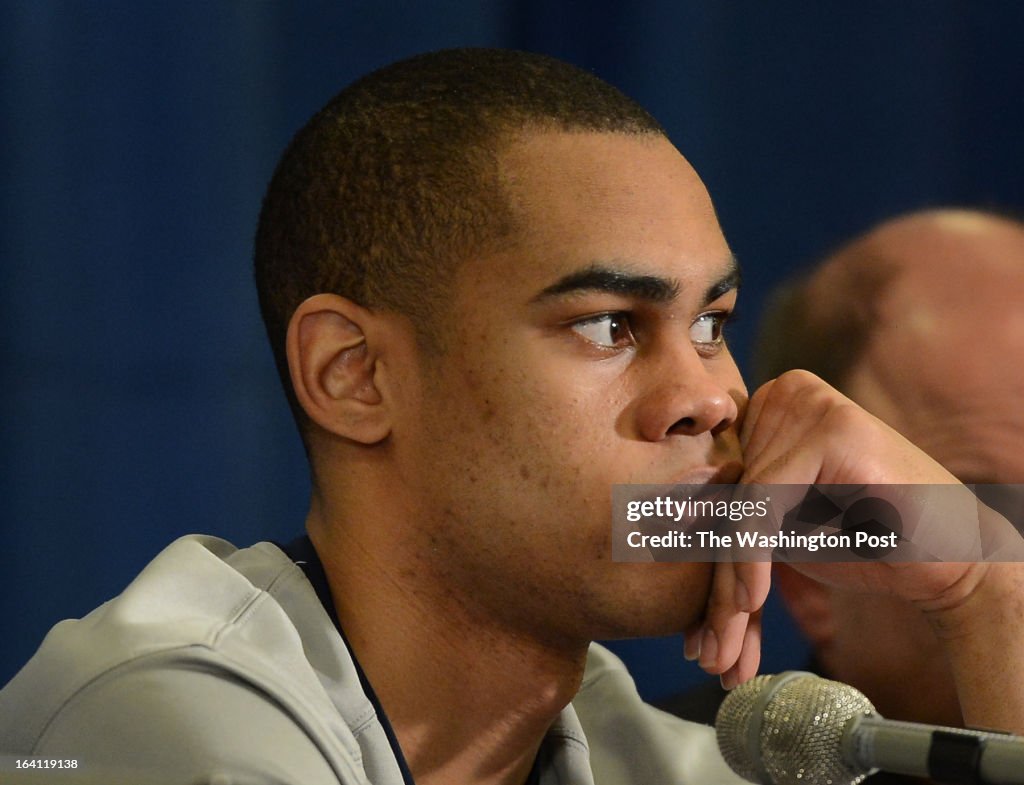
[715,671,1024,785]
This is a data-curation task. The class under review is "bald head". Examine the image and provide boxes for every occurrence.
[759,208,1024,480]
[765,209,1024,727]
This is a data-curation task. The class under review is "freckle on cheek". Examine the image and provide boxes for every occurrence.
[481,398,496,422]
[519,464,531,480]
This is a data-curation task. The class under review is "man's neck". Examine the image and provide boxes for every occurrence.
[309,517,588,785]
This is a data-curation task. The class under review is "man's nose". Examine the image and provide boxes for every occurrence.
[634,348,741,442]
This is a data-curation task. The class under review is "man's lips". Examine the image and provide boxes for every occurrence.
[672,461,744,486]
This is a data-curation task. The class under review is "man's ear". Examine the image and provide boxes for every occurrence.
[772,563,836,650]
[286,293,391,444]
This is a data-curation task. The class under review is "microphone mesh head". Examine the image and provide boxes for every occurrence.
[716,674,776,783]
[716,672,875,785]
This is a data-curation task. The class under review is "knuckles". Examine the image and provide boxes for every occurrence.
[770,370,865,424]
[770,369,841,405]
[743,368,897,482]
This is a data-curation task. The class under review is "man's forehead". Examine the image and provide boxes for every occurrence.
[489,132,732,286]
[808,214,1024,331]
[498,128,710,209]
[871,249,1024,326]
[851,210,1024,299]
[850,256,1024,396]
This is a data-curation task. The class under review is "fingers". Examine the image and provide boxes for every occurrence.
[742,443,828,487]
[691,561,770,684]
[721,607,762,689]
[737,376,774,450]
[738,377,774,449]
[733,560,772,611]
[740,370,907,487]
[741,371,836,482]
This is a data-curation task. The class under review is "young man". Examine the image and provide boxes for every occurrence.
[2,50,1021,785]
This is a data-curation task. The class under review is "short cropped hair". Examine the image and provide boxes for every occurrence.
[254,47,665,423]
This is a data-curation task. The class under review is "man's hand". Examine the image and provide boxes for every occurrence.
[690,371,1014,697]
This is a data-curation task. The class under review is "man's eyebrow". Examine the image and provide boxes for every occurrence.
[705,256,742,304]
[532,257,741,306]
[532,265,680,304]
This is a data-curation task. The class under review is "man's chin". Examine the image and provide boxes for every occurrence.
[590,566,713,640]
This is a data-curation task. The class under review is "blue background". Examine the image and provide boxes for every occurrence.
[4,1,1023,701]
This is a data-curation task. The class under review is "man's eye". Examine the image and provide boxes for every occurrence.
[689,312,728,346]
[570,313,635,348]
